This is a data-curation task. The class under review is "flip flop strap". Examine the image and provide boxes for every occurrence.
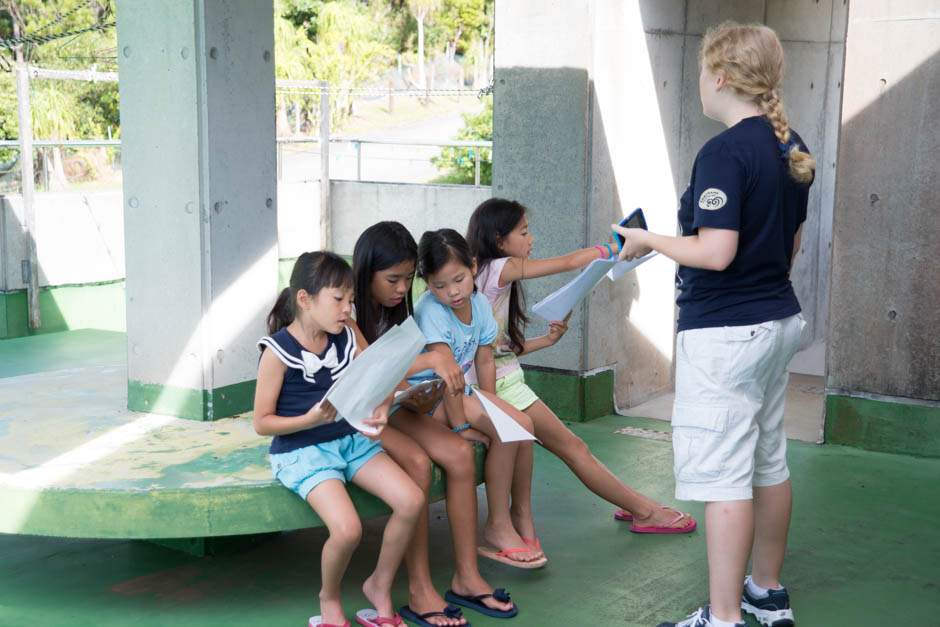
[372,615,402,626]
[417,605,464,621]
[466,588,511,604]
[661,506,689,528]
[495,547,534,557]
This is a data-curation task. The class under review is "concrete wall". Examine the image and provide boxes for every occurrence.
[0,180,489,291]
[827,2,940,403]
[495,0,847,408]
[0,191,125,290]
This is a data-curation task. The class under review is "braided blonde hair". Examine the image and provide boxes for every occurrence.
[700,22,816,183]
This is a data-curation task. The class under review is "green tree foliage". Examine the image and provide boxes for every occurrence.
[438,0,485,58]
[431,95,490,185]
[275,0,395,131]
[0,0,118,186]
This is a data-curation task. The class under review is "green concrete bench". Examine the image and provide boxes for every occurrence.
[0,357,484,554]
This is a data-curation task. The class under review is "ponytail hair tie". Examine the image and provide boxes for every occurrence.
[778,140,797,160]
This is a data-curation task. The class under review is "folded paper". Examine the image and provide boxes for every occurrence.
[323,317,426,435]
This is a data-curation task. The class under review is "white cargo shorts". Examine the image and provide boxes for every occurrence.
[672,313,806,502]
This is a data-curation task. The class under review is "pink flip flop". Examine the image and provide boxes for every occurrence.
[614,509,633,522]
[521,537,542,551]
[355,609,403,627]
[628,506,697,534]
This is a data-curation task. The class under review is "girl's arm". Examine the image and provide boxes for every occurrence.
[790,223,803,271]
[613,224,738,272]
[518,311,572,356]
[253,349,338,436]
[474,344,497,394]
[498,245,608,286]
[406,350,465,395]
[427,342,469,428]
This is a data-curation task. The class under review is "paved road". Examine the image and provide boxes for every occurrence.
[278,107,484,184]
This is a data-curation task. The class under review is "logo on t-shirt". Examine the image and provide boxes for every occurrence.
[698,188,727,210]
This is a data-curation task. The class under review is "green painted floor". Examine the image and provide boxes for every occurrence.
[2,331,939,626]
[0,328,126,378]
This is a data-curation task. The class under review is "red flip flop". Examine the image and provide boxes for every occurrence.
[628,506,697,534]
[355,609,403,626]
[614,509,633,521]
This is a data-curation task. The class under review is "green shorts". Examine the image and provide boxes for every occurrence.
[495,367,539,411]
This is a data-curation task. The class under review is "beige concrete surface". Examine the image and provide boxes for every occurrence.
[621,373,825,443]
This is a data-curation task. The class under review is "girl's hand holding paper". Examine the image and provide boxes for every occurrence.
[305,399,338,428]
[361,398,391,438]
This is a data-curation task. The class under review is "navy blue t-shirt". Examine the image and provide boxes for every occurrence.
[676,116,813,332]
[257,325,357,454]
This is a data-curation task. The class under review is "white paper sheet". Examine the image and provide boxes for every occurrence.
[323,317,426,435]
[606,251,659,281]
[393,380,445,404]
[470,388,537,443]
[531,252,659,321]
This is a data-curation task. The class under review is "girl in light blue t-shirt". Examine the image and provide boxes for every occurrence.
[412,229,547,571]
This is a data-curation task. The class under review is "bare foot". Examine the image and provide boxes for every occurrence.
[509,508,538,549]
[481,522,543,562]
[362,574,395,620]
[317,595,346,627]
[450,573,515,614]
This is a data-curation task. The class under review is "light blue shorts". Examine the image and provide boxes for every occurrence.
[269,433,383,501]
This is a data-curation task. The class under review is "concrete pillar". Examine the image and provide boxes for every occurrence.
[493,1,609,419]
[825,1,940,456]
[116,1,277,420]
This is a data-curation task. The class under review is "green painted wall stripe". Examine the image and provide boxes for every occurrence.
[213,379,257,419]
[521,366,614,422]
[128,380,209,420]
[825,394,940,458]
[128,379,258,421]
[0,281,125,339]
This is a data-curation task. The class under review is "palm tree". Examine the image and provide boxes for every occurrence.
[407,0,441,89]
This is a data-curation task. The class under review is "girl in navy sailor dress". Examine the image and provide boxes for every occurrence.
[253,251,424,627]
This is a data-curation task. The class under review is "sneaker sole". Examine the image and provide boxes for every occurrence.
[741,601,794,627]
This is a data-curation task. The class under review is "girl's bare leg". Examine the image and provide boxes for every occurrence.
[706,499,754,623]
[381,421,468,626]
[392,410,513,615]
[751,479,792,589]
[475,391,540,545]
[524,399,693,529]
[305,479,362,627]
[456,394,542,563]
[351,452,425,619]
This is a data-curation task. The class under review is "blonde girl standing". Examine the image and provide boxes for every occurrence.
[614,23,815,627]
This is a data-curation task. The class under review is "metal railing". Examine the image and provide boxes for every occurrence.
[0,139,121,192]
[2,137,493,189]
